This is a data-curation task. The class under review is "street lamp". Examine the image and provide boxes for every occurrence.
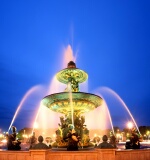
[146,131,150,141]
[33,122,39,129]
[127,122,133,130]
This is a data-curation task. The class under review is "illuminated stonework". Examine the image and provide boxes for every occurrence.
[42,92,103,116]
[56,68,88,92]
[56,68,88,84]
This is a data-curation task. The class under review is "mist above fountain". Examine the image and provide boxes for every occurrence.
[42,61,103,148]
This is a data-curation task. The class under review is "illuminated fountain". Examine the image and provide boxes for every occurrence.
[41,61,103,148]
[5,46,142,150]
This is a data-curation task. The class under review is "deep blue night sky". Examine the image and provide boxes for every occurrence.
[0,0,150,131]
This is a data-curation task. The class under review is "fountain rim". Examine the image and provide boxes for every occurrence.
[41,92,103,114]
[42,91,103,101]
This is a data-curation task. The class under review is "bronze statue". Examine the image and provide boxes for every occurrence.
[7,126,21,150]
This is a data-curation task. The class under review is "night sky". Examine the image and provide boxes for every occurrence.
[0,0,150,132]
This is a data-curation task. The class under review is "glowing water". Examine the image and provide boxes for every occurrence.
[8,85,43,132]
[103,99,115,134]
[9,44,141,140]
[47,76,66,95]
[34,45,140,138]
[68,82,74,126]
[62,44,77,68]
[84,99,114,137]
[97,86,140,134]
[32,102,42,133]
[33,44,77,133]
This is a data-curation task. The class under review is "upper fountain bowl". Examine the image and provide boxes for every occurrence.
[56,68,88,84]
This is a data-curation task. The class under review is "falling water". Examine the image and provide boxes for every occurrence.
[47,76,66,95]
[98,86,140,134]
[84,99,114,137]
[8,85,42,132]
[68,82,74,126]
[32,102,42,134]
[62,44,77,68]
[103,99,115,134]
[30,45,81,136]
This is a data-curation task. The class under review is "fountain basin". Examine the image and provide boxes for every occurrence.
[42,92,103,115]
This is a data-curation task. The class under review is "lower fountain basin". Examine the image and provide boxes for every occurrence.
[42,92,103,115]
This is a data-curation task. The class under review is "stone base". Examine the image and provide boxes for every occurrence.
[0,148,150,160]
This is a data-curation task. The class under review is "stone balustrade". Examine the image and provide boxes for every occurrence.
[0,148,150,160]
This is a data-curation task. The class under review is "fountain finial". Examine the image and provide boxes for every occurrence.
[67,61,76,68]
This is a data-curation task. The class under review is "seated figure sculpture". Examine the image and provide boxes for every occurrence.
[29,132,37,149]
[66,129,80,151]
[94,136,101,147]
[31,135,49,149]
[97,135,114,149]
[7,126,21,150]
[125,128,140,149]
[109,133,117,148]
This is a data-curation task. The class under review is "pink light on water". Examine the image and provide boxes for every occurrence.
[47,45,78,95]
[62,45,77,68]
[32,102,42,134]
[32,101,63,136]
[33,44,83,136]
[8,85,43,132]
[84,100,113,132]
[47,76,66,95]
[47,44,82,95]
[98,86,140,134]
[102,99,115,134]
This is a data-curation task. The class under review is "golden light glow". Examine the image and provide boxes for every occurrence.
[127,121,133,129]
[33,122,39,129]
[94,133,97,137]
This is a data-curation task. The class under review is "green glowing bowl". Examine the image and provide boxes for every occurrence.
[56,68,88,84]
[42,92,103,115]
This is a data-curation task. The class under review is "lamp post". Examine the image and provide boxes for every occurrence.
[127,121,133,139]
[23,129,26,143]
[146,131,150,141]
[127,122,133,130]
